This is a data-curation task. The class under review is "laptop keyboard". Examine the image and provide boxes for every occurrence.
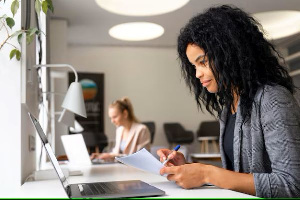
[78,182,119,196]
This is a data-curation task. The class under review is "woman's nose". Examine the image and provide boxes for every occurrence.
[195,67,203,79]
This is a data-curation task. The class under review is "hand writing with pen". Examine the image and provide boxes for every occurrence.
[157,145,210,189]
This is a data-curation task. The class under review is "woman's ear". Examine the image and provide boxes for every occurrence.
[123,110,129,119]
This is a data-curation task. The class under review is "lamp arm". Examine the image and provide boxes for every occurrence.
[290,69,300,77]
[34,64,78,82]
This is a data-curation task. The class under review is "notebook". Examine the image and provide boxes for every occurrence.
[28,112,165,198]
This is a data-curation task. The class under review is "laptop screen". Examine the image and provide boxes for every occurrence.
[28,112,69,190]
[61,134,92,165]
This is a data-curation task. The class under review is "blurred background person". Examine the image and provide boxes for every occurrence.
[91,97,151,161]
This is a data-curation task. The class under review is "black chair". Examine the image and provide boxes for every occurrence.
[142,121,155,144]
[196,121,220,153]
[163,123,194,148]
[72,131,108,154]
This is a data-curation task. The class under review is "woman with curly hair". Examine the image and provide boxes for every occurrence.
[157,5,300,198]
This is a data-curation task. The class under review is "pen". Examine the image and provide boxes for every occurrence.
[162,145,181,165]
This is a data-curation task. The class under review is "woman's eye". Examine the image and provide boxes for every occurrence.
[199,59,207,66]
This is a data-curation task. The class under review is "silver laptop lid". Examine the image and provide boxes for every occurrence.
[28,112,70,191]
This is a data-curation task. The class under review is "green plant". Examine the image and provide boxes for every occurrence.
[0,0,54,61]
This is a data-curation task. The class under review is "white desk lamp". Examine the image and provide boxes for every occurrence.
[35,64,87,128]
[70,120,84,133]
[290,69,300,77]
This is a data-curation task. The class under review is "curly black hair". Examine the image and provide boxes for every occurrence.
[177,5,294,120]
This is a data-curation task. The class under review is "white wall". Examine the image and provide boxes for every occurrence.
[66,46,215,148]
[49,19,69,156]
[49,19,216,154]
[50,20,68,64]
[0,0,38,194]
[0,2,22,191]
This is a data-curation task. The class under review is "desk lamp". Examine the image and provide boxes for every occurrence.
[34,64,87,127]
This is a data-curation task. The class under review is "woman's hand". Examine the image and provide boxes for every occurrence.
[157,148,186,166]
[90,152,101,160]
[98,153,115,161]
[160,163,209,189]
[160,163,256,195]
[90,153,115,161]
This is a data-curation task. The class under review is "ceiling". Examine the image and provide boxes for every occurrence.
[51,0,300,47]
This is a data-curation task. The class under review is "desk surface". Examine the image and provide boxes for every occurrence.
[6,163,255,198]
[190,153,221,158]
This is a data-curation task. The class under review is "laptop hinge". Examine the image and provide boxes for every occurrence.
[66,185,72,197]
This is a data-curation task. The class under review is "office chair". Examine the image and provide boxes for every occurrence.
[196,121,220,153]
[76,131,108,154]
[142,121,155,144]
[163,123,194,149]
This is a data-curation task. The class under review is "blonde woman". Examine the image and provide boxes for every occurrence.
[91,97,151,161]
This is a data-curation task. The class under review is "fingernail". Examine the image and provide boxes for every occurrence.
[163,157,166,161]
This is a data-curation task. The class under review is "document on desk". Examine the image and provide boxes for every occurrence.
[115,148,164,175]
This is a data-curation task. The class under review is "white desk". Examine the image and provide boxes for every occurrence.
[4,163,255,198]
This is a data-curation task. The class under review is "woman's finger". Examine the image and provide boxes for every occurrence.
[166,162,174,167]
[160,166,177,176]
[90,153,97,159]
[157,149,169,160]
[167,174,176,182]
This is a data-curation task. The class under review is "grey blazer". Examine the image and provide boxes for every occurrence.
[219,85,300,198]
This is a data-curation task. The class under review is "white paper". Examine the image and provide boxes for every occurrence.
[115,148,164,175]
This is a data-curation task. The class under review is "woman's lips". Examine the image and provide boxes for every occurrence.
[201,80,211,87]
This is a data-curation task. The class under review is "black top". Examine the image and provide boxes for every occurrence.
[223,112,236,171]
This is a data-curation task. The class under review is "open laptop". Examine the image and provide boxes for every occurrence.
[28,112,165,198]
[61,134,116,165]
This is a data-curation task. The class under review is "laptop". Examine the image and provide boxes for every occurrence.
[61,134,116,165]
[28,112,165,198]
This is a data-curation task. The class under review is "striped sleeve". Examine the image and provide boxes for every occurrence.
[253,86,300,197]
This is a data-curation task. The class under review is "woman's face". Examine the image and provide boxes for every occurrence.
[108,107,128,127]
[186,44,218,93]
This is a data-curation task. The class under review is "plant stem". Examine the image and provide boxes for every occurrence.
[6,41,18,49]
[0,35,11,49]
[0,22,5,30]
[3,20,9,35]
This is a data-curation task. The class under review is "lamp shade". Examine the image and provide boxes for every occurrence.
[58,109,75,128]
[61,82,87,118]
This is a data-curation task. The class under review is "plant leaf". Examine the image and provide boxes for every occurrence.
[17,33,23,44]
[11,30,23,38]
[42,0,48,14]
[15,49,21,60]
[28,27,38,36]
[26,34,34,45]
[9,49,17,60]
[35,29,42,36]
[46,0,54,13]
[11,0,19,17]
[6,17,15,29]
[35,0,41,16]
